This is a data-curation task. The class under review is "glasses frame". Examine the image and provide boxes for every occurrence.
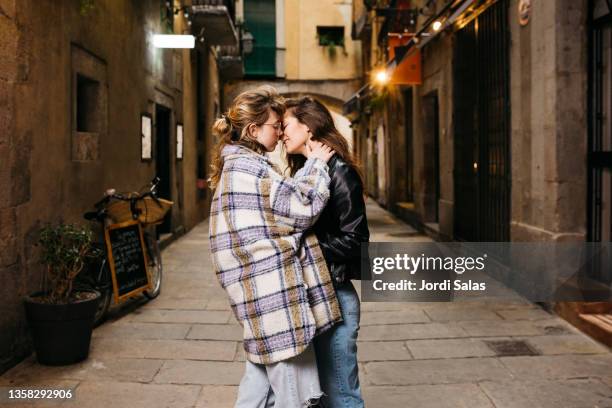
[261,122,284,132]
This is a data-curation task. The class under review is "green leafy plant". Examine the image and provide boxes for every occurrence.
[37,223,101,304]
[318,33,347,58]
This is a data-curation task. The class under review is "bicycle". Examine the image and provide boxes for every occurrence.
[78,177,172,326]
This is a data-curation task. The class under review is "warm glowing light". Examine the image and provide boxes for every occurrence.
[432,20,442,31]
[374,69,389,84]
[153,34,195,48]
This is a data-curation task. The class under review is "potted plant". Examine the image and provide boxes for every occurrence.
[23,223,101,365]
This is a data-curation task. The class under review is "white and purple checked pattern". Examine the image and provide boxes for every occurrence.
[209,144,342,364]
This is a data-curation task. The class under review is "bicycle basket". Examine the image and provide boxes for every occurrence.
[106,197,174,226]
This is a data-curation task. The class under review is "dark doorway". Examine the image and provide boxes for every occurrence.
[155,104,172,235]
[403,88,414,202]
[587,1,612,284]
[453,0,510,242]
[423,92,440,223]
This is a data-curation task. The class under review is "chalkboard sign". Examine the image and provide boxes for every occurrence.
[104,220,151,302]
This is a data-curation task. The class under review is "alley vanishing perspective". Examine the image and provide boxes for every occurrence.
[2,201,611,408]
[1,0,612,407]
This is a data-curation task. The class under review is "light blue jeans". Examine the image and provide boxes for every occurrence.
[234,344,324,408]
[314,280,364,407]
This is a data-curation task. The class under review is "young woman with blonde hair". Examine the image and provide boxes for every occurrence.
[208,86,342,407]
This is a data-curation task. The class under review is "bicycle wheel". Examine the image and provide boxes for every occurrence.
[94,282,113,327]
[143,230,162,299]
[76,252,112,327]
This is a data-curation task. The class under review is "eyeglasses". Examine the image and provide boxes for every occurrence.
[261,122,284,132]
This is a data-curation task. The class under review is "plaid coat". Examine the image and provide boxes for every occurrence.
[209,144,342,364]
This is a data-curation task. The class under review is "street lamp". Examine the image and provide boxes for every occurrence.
[241,30,255,55]
[432,20,442,31]
[374,69,389,85]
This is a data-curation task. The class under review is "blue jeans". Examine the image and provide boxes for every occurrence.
[234,345,324,408]
[314,280,364,407]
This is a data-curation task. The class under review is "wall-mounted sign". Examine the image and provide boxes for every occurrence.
[518,0,532,27]
[141,113,152,161]
[176,123,183,160]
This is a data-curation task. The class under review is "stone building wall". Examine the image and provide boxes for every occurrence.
[509,0,588,242]
[0,0,209,372]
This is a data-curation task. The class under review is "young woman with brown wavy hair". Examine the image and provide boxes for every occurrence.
[208,86,341,407]
[282,96,370,408]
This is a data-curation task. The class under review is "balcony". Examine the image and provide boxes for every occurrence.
[191,0,238,46]
[216,45,244,80]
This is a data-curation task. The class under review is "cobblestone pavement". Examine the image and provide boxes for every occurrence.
[2,200,612,408]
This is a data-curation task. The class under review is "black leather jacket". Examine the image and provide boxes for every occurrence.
[313,155,371,284]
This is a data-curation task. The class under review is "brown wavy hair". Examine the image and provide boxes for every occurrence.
[208,85,285,190]
[284,96,364,187]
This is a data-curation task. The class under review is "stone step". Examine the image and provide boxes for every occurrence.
[578,313,612,347]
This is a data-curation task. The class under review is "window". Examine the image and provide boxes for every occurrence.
[76,74,101,132]
[244,0,276,77]
[317,26,344,47]
[71,45,107,162]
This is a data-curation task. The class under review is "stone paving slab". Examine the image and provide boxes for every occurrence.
[499,354,612,380]
[153,360,244,385]
[363,358,514,386]
[144,297,208,310]
[478,379,612,408]
[458,319,573,337]
[495,307,554,321]
[125,309,231,324]
[601,376,612,389]
[358,322,469,341]
[357,341,413,362]
[362,384,495,408]
[89,338,237,361]
[91,322,192,340]
[521,334,611,355]
[405,338,497,359]
[71,381,201,408]
[186,324,243,341]
[233,343,246,362]
[360,302,423,312]
[360,310,431,325]
[205,298,237,310]
[423,306,504,322]
[0,356,163,384]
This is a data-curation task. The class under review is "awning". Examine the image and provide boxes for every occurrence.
[386,0,476,71]
[342,0,479,113]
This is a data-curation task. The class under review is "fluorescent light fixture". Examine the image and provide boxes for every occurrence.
[153,34,195,49]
